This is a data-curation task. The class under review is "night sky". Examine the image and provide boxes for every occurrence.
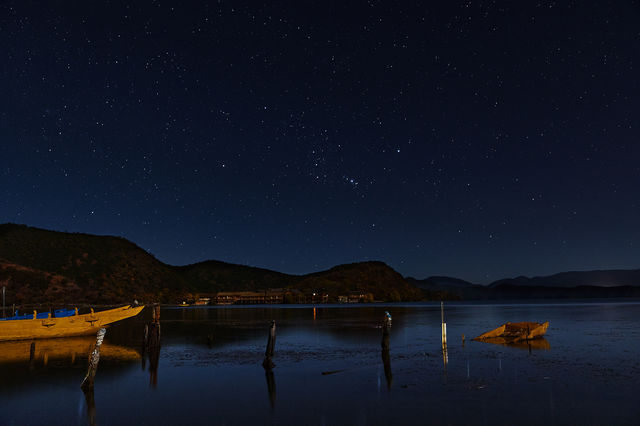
[2,1,639,283]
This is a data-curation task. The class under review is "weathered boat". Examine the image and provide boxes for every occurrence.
[473,321,549,344]
[0,305,145,341]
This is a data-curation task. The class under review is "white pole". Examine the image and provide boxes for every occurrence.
[442,322,447,346]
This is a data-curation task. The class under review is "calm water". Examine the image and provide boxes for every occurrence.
[1,301,640,425]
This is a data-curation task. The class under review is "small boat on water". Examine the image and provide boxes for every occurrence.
[0,305,145,342]
[473,321,549,344]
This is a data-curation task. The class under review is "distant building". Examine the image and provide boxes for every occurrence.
[338,292,373,303]
[214,290,284,305]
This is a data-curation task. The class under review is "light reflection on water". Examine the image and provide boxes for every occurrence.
[1,300,640,425]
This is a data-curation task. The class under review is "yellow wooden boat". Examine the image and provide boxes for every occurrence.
[473,321,549,343]
[0,305,145,342]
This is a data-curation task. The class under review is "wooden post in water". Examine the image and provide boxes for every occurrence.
[381,311,392,350]
[143,304,161,388]
[381,312,393,389]
[262,320,276,370]
[441,301,448,370]
[440,301,447,347]
[81,328,107,391]
[144,304,162,346]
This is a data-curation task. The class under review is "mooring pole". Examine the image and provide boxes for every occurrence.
[143,304,161,388]
[381,311,392,350]
[2,286,5,318]
[81,328,107,391]
[144,304,161,347]
[441,301,448,371]
[441,301,447,348]
[381,312,392,389]
[262,320,276,370]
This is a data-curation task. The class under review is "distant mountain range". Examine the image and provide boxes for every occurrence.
[1,223,638,305]
[489,270,640,288]
[408,269,640,300]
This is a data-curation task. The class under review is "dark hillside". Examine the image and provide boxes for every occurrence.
[177,260,295,293]
[407,276,489,300]
[0,224,189,304]
[297,261,423,302]
[0,224,422,305]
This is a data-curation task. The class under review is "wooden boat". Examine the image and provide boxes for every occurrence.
[473,321,549,343]
[0,305,145,342]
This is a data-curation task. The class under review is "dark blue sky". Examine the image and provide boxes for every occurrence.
[2,1,639,283]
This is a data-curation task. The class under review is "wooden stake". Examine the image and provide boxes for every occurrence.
[381,315,392,389]
[262,320,276,370]
[143,304,161,388]
[381,318,390,351]
[81,328,106,391]
[441,302,448,372]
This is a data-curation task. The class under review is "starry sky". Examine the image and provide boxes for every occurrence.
[2,1,639,283]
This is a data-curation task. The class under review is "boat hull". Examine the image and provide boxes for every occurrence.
[473,321,549,343]
[0,305,145,341]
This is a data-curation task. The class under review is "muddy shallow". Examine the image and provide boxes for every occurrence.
[2,301,639,425]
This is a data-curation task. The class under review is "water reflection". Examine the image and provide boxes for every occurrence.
[380,325,392,389]
[475,337,550,351]
[83,387,97,426]
[265,369,276,408]
[29,341,36,371]
[0,336,141,367]
[381,344,392,389]
[442,345,449,370]
[142,330,161,387]
[143,342,161,387]
[4,303,640,426]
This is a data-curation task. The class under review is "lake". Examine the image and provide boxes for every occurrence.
[1,301,639,425]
